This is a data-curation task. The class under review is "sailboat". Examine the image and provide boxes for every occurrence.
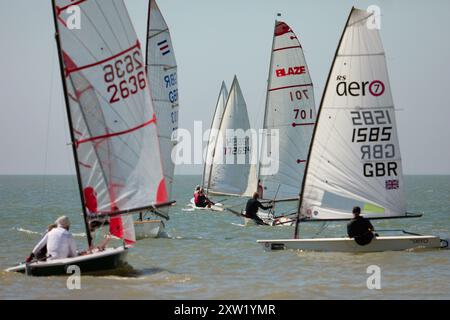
[258,8,447,252]
[186,81,229,212]
[7,0,171,275]
[134,0,178,239]
[251,17,317,227]
[205,76,254,197]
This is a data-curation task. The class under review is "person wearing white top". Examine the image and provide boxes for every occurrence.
[26,216,77,262]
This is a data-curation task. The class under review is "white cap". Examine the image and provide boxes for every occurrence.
[55,216,71,228]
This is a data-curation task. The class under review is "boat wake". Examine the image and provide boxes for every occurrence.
[13,227,85,238]
[12,227,41,235]
[231,223,246,227]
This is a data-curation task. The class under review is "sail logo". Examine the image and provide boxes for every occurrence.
[336,79,385,97]
[276,66,306,77]
[385,180,399,190]
[158,40,171,56]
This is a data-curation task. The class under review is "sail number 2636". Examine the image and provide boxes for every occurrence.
[103,50,146,104]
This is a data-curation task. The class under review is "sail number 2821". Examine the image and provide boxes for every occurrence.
[103,50,146,104]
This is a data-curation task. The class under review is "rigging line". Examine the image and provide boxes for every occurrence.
[148,28,169,39]
[347,12,374,27]
[41,46,57,214]
[313,222,329,238]
[147,64,176,70]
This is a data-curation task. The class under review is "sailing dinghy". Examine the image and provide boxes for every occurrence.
[238,17,318,227]
[7,0,171,275]
[134,0,178,239]
[186,81,229,212]
[188,77,253,211]
[206,76,253,197]
[258,8,447,252]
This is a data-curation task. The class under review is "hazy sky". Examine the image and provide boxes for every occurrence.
[1,0,449,175]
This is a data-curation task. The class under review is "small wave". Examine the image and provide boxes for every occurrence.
[182,208,195,212]
[231,223,246,227]
[13,227,42,235]
[73,233,86,238]
[174,236,204,240]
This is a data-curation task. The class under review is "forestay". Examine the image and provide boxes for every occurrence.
[300,8,405,220]
[55,0,168,244]
[208,77,253,196]
[202,82,228,188]
[259,21,316,200]
[146,0,178,216]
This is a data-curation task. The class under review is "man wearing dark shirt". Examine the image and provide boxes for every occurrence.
[347,206,375,245]
[245,192,273,225]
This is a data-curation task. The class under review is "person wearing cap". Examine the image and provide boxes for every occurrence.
[244,192,273,225]
[347,206,376,245]
[26,216,77,262]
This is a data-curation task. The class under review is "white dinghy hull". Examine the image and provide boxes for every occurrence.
[188,198,224,212]
[134,220,164,240]
[257,236,444,253]
[6,247,128,276]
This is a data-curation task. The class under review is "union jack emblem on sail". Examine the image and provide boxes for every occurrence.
[385,180,399,190]
[157,39,171,56]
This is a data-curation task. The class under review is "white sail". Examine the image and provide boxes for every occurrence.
[208,76,253,196]
[202,82,228,188]
[259,21,317,200]
[146,0,178,216]
[300,8,406,220]
[55,0,169,244]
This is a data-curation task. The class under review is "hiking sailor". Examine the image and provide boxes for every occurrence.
[26,216,77,262]
[244,192,273,225]
[347,206,376,245]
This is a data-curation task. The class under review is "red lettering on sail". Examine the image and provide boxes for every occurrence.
[276,66,306,77]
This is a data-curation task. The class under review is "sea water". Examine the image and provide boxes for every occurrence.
[0,175,449,299]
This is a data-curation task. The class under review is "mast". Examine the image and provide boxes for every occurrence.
[293,7,355,239]
[145,0,153,68]
[51,0,93,246]
[257,15,279,187]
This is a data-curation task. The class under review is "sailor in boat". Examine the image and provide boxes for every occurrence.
[347,206,377,245]
[195,187,215,208]
[26,216,77,262]
[193,185,201,205]
[25,223,57,263]
[257,179,264,199]
[244,192,273,225]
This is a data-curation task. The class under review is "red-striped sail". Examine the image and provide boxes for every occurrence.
[54,0,168,245]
